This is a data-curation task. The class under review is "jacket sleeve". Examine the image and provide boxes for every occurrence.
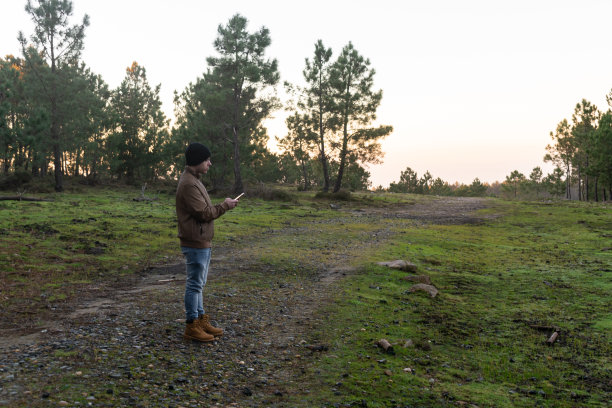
[182,183,230,222]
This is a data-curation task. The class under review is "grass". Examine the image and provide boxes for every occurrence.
[1,184,610,407]
[303,199,612,407]
[0,186,181,321]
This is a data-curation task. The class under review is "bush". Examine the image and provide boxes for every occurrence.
[247,183,296,202]
[0,170,32,190]
[315,189,352,201]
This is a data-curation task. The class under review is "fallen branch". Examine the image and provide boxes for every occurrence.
[0,196,52,202]
[133,183,158,202]
[156,277,184,283]
[546,331,559,345]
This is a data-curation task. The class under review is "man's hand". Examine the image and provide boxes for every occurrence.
[224,198,239,209]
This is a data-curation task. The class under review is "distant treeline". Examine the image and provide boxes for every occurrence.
[380,166,561,200]
[0,1,390,193]
[384,91,612,201]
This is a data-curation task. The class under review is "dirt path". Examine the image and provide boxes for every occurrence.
[0,196,492,407]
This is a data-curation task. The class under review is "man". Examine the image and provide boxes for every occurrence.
[176,142,239,342]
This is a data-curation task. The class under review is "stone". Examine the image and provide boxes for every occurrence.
[377,260,417,272]
[408,283,438,298]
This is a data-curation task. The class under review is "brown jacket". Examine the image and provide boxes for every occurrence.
[176,166,229,248]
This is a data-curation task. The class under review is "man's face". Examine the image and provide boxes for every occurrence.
[198,158,211,174]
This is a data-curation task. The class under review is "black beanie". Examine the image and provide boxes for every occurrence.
[185,143,211,166]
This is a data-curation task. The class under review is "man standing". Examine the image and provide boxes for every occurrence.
[176,142,239,342]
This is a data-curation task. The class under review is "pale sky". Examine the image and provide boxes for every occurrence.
[2,0,611,186]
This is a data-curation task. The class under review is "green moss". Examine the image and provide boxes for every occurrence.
[305,199,611,407]
[1,187,610,407]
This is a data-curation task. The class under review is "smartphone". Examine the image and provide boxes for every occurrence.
[234,192,245,200]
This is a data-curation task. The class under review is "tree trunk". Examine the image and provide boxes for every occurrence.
[318,110,330,192]
[319,145,330,192]
[333,119,349,193]
[333,73,352,193]
[232,126,243,194]
[300,159,309,190]
[74,150,80,177]
[52,138,63,192]
[595,177,599,202]
[578,166,582,201]
[565,167,571,199]
[585,155,589,201]
[50,35,64,192]
[2,144,9,174]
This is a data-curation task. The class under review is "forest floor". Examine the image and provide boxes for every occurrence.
[0,187,610,407]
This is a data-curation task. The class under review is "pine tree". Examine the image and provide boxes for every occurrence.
[107,62,169,183]
[19,0,89,191]
[301,40,335,191]
[329,42,392,192]
[202,14,280,193]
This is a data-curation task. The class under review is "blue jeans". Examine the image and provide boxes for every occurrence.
[181,246,211,321]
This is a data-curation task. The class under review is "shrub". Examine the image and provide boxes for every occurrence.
[0,170,33,190]
[314,189,352,201]
[244,183,296,202]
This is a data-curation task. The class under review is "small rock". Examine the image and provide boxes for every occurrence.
[408,283,438,298]
[59,401,69,406]
[242,387,252,396]
[377,260,418,272]
[384,369,392,376]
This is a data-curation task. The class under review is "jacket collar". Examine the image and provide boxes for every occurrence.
[185,166,199,177]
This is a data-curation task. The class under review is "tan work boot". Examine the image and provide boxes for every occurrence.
[184,321,214,342]
[198,314,223,337]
